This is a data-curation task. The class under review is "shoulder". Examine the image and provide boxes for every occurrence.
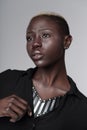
[68,76,87,106]
[0,69,25,88]
[0,68,35,98]
[0,67,36,81]
[0,69,25,75]
[77,89,87,106]
[74,91,87,122]
[0,69,25,80]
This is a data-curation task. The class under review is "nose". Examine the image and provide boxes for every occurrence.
[32,36,42,49]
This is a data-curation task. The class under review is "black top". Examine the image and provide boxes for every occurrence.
[0,68,87,130]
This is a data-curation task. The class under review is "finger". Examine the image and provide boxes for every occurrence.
[28,106,32,116]
[0,95,27,119]
[11,95,28,105]
[10,116,22,123]
[5,107,19,123]
[10,98,28,111]
[1,107,10,117]
[8,102,26,116]
[2,107,18,123]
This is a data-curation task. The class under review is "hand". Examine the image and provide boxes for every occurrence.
[0,95,31,123]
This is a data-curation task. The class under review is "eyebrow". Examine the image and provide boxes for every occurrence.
[27,28,54,34]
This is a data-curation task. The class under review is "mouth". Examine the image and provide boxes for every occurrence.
[31,51,43,61]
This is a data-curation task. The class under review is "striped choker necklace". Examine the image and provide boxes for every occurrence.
[32,86,57,118]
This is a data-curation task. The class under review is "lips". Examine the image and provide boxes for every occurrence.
[32,50,43,61]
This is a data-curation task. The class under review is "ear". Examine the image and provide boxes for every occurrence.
[64,35,72,49]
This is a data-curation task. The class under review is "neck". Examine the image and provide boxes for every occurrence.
[33,60,69,89]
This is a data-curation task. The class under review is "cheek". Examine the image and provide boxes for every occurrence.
[44,40,64,61]
[26,43,31,56]
[45,40,63,54]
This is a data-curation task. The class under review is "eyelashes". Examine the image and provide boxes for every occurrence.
[41,33,51,38]
[26,36,34,42]
[26,33,51,43]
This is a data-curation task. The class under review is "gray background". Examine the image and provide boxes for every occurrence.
[0,0,87,96]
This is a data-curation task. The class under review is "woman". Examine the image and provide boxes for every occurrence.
[0,12,87,130]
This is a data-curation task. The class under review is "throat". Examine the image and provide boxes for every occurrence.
[33,77,70,100]
[32,66,70,100]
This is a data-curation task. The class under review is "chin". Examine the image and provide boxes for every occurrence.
[34,62,54,69]
[34,63,46,68]
[33,60,48,68]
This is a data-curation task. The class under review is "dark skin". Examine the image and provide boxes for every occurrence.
[0,95,32,123]
[0,15,72,122]
[26,16,72,100]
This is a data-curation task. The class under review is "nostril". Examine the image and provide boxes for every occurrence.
[32,42,42,49]
[32,38,42,48]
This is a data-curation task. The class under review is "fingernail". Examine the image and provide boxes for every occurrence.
[10,119,16,123]
[8,103,12,107]
[10,98,14,101]
[29,112,32,116]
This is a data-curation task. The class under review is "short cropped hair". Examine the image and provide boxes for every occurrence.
[30,12,70,36]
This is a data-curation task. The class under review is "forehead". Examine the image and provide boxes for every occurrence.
[27,16,60,32]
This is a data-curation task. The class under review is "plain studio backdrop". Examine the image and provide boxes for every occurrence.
[0,0,87,96]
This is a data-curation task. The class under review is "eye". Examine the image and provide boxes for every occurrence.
[26,36,33,42]
[41,33,51,38]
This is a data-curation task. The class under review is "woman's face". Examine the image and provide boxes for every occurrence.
[26,16,65,68]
